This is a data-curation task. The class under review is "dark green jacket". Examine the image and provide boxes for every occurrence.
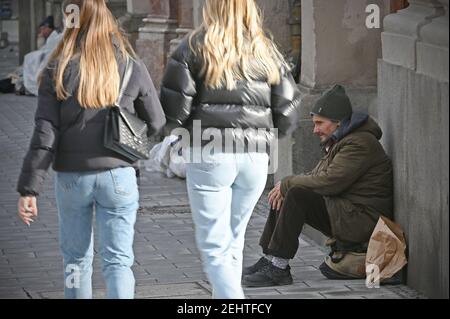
[281,114,393,243]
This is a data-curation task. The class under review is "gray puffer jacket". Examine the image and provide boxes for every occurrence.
[160,35,301,148]
[17,52,166,196]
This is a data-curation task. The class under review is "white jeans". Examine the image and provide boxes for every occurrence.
[186,152,269,299]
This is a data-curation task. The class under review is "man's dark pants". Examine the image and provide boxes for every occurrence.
[259,187,332,259]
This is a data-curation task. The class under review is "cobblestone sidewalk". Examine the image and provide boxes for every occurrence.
[0,94,424,299]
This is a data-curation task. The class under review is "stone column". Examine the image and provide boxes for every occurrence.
[119,0,150,50]
[192,0,204,28]
[18,0,47,62]
[288,0,302,81]
[136,0,178,90]
[169,0,194,55]
[417,0,449,81]
[30,0,46,50]
[18,0,31,64]
[34,0,47,46]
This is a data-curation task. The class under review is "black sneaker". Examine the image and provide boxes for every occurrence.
[242,257,271,276]
[242,263,293,287]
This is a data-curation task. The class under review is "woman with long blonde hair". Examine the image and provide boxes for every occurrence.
[160,0,301,298]
[17,0,165,299]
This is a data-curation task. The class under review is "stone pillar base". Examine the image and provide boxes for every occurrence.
[382,0,445,70]
[417,0,449,82]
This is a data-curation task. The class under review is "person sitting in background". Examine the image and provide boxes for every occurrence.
[242,84,394,287]
[22,16,62,95]
[1,16,62,95]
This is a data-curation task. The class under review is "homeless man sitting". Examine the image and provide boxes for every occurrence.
[242,84,394,287]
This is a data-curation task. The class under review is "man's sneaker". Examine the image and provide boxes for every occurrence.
[242,257,271,276]
[242,263,293,287]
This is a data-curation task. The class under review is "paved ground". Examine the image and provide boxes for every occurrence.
[0,93,425,299]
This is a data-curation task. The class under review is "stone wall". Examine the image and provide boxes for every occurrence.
[255,0,291,55]
[378,0,449,298]
[136,0,178,90]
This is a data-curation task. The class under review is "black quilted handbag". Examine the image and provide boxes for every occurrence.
[104,57,150,162]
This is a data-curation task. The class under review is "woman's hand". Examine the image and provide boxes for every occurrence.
[18,196,38,226]
[268,182,284,212]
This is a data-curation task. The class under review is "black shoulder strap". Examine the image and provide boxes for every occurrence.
[61,56,134,134]
[115,56,134,108]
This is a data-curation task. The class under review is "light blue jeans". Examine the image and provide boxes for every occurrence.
[186,152,269,299]
[55,167,139,299]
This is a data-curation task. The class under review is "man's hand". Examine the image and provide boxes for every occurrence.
[18,196,38,226]
[268,182,284,212]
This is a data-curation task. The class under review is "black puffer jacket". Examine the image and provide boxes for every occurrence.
[160,36,301,147]
[17,53,166,196]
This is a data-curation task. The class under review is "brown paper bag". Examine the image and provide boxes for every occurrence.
[365,216,407,281]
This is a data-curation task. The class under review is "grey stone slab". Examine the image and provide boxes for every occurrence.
[153,294,210,299]
[132,245,157,253]
[321,291,367,299]
[304,278,367,288]
[6,271,49,280]
[173,260,203,269]
[27,238,59,245]
[161,248,196,258]
[156,276,209,285]
[6,252,37,261]
[248,292,325,299]
[136,282,210,299]
[0,291,30,299]
[181,268,206,277]
[135,255,168,266]
[34,250,61,258]
[38,290,67,299]
[2,246,35,254]
[361,293,402,299]
[0,278,20,287]
[243,287,282,296]
[28,245,60,253]
[18,278,56,289]
[146,270,188,281]
[277,285,351,295]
